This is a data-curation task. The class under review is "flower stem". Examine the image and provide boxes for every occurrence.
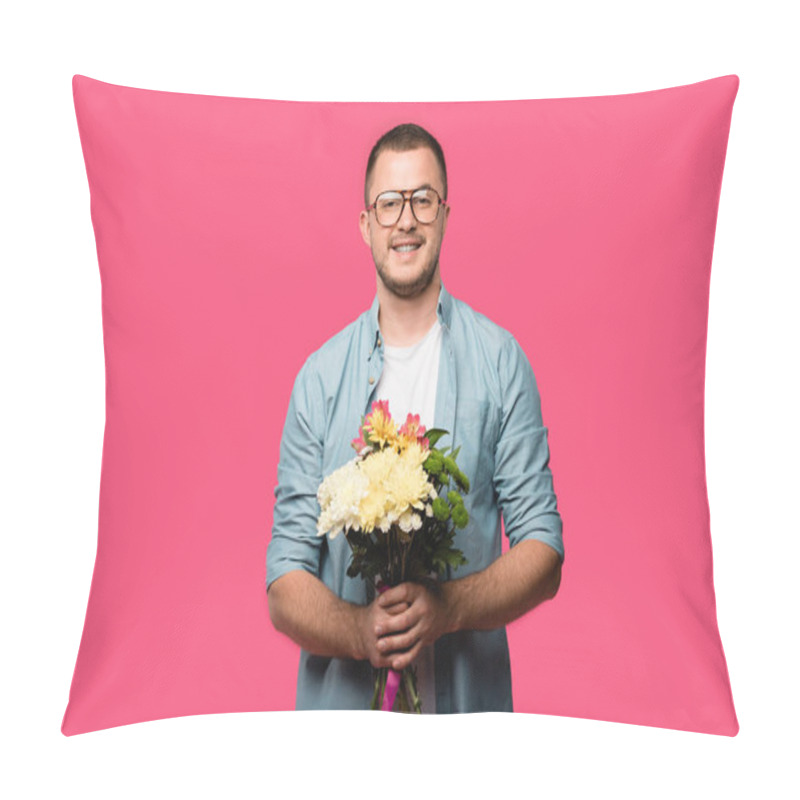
[371,667,387,711]
[403,667,422,713]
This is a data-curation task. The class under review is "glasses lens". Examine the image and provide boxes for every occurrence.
[411,189,440,223]
[373,189,442,226]
[375,192,404,226]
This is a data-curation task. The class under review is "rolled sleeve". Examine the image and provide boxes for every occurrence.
[266,358,326,590]
[492,335,564,562]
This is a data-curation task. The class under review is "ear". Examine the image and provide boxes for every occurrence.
[441,202,450,235]
[359,209,372,246]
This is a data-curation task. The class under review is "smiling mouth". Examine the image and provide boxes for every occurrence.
[392,243,422,253]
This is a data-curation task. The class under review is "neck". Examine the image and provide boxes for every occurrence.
[376,276,441,347]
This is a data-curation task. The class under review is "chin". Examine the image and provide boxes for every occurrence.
[375,250,439,294]
[385,272,437,299]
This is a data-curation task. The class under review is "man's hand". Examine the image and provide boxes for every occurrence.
[269,541,561,666]
[369,580,453,671]
[354,595,412,669]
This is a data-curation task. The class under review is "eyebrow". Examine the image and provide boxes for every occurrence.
[370,184,441,206]
[381,183,435,194]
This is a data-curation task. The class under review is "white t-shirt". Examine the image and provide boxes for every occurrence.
[374,317,442,714]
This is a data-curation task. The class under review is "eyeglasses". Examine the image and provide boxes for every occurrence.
[366,187,447,227]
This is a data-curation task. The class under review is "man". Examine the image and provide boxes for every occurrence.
[266,123,564,713]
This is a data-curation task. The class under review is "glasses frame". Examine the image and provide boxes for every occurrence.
[366,187,448,227]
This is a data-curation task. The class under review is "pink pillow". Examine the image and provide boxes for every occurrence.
[63,74,739,735]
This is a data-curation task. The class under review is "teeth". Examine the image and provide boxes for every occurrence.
[394,244,420,252]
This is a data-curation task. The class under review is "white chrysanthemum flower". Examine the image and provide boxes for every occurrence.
[397,509,414,533]
[316,459,370,539]
[397,509,423,533]
[377,517,392,533]
[317,442,438,538]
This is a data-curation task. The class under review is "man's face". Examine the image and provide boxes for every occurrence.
[359,147,450,299]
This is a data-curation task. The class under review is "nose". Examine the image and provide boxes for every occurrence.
[396,198,417,231]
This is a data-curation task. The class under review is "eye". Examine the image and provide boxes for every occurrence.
[377,192,402,210]
[412,189,436,207]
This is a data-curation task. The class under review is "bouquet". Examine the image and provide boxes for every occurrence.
[316,399,470,712]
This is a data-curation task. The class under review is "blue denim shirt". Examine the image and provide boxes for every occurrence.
[266,280,564,712]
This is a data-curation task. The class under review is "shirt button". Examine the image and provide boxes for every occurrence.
[368,376,374,384]
[377,337,382,346]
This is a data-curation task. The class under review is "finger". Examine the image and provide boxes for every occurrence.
[370,651,397,670]
[390,637,424,671]
[377,622,423,657]
[377,583,413,607]
[372,608,410,640]
[382,600,410,616]
[376,605,421,636]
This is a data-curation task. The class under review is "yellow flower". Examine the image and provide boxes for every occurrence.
[386,443,434,514]
[399,440,428,468]
[357,448,396,531]
[363,399,398,449]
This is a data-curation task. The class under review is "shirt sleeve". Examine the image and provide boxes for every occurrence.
[492,335,564,563]
[266,356,326,591]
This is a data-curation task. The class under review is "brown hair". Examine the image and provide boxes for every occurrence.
[364,123,448,206]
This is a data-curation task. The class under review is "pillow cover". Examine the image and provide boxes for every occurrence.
[63,74,739,735]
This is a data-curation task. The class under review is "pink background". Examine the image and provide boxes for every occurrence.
[63,74,738,735]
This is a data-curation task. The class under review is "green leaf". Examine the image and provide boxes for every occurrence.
[445,549,468,569]
[423,428,449,449]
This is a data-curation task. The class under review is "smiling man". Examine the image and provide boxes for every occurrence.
[266,123,564,713]
[360,143,448,305]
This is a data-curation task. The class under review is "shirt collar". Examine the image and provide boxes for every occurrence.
[368,280,453,353]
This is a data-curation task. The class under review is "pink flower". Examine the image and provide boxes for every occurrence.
[398,412,426,440]
[367,399,392,422]
[351,431,368,453]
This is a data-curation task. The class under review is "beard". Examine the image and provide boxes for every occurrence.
[373,245,441,299]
